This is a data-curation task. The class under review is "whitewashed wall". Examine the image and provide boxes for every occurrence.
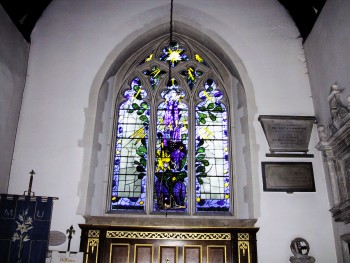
[8,0,336,261]
[304,0,350,261]
[0,6,29,193]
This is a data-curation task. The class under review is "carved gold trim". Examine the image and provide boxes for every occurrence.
[109,243,130,263]
[106,231,231,240]
[85,238,99,263]
[238,233,250,263]
[183,245,202,263]
[88,230,100,238]
[238,233,249,240]
[134,244,154,263]
[207,245,227,263]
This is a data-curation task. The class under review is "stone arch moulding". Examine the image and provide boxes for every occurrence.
[77,20,260,220]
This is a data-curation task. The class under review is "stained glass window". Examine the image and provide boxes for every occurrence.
[111,78,149,210]
[195,79,230,212]
[154,79,188,211]
[110,37,233,215]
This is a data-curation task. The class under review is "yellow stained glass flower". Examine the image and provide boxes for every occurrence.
[167,48,182,65]
[195,54,204,63]
[225,194,229,199]
[196,197,201,202]
[145,54,153,62]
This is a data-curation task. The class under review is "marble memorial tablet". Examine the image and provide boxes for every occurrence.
[262,162,315,192]
[258,115,316,157]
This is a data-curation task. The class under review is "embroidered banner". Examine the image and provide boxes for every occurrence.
[0,194,54,263]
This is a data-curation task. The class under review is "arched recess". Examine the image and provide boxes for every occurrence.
[77,20,259,221]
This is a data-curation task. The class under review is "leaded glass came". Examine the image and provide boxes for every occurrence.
[110,37,233,215]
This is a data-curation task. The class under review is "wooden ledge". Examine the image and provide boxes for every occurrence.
[83,216,257,228]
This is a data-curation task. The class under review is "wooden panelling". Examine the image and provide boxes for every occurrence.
[184,245,202,263]
[159,246,178,263]
[207,246,226,263]
[79,225,259,263]
[135,244,153,263]
[110,243,130,263]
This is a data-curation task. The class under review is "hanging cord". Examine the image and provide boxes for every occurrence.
[170,0,174,44]
[168,0,174,84]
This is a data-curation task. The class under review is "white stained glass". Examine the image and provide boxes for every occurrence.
[201,175,224,191]
[118,175,142,197]
[204,142,224,157]
[121,145,135,156]
[122,123,146,138]
[206,164,224,177]
[201,193,225,200]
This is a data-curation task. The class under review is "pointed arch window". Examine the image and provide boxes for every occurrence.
[110,36,232,215]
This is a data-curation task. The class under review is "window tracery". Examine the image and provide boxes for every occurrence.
[110,36,233,214]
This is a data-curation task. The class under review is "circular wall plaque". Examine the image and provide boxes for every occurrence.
[49,231,67,246]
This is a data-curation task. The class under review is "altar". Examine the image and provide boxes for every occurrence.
[79,217,258,263]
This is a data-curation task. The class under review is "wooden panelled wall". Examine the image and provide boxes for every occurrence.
[79,225,258,263]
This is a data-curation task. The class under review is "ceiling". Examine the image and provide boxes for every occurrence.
[0,0,327,43]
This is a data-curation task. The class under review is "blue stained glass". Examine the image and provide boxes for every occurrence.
[180,67,203,89]
[143,66,166,89]
[154,79,189,212]
[195,79,230,212]
[111,78,149,211]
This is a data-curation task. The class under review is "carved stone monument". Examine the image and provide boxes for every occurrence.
[258,115,316,157]
[289,238,315,263]
[316,84,350,223]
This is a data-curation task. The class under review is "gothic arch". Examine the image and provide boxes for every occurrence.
[78,19,259,220]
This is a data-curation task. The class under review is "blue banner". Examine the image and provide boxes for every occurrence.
[0,195,54,263]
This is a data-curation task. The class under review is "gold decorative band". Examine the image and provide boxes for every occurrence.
[88,230,100,238]
[106,231,231,241]
[238,233,249,240]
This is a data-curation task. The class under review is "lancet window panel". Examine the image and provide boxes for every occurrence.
[109,36,233,215]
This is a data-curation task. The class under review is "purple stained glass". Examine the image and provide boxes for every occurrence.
[154,79,188,212]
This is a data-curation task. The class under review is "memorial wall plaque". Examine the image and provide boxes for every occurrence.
[258,115,316,157]
[262,162,315,192]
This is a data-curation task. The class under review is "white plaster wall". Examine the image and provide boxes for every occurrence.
[305,0,350,127]
[304,0,350,262]
[0,6,29,194]
[8,0,336,261]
